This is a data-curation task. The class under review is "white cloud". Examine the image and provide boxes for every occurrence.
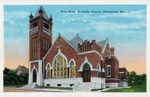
[91,21,146,31]
[4,18,15,25]
[53,9,146,34]
[4,10,30,25]
[117,10,146,19]
[5,10,30,19]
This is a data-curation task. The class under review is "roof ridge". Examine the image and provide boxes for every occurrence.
[97,40,106,43]
[70,34,83,41]
[69,34,84,50]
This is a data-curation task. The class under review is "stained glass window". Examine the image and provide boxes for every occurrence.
[53,55,68,79]
[47,65,50,79]
[70,61,75,78]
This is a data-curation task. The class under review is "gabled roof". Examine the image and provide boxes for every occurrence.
[64,35,108,52]
[69,34,83,50]
[16,65,29,74]
[43,34,107,60]
[34,6,49,20]
[61,36,77,51]
[97,40,107,51]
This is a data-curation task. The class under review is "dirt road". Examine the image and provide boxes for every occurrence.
[4,87,55,92]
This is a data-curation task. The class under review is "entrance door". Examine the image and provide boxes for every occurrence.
[83,64,91,82]
[33,69,37,82]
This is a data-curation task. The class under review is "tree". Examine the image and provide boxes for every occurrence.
[18,73,28,84]
[3,68,10,74]
[128,71,137,86]
[140,73,146,85]
[4,67,29,87]
[128,71,146,86]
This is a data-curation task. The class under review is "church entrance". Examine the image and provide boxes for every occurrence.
[33,69,37,82]
[83,64,91,82]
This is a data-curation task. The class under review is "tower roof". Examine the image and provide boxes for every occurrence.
[34,6,49,20]
[69,34,83,50]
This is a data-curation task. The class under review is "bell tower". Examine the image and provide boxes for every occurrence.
[29,6,53,61]
[28,6,53,86]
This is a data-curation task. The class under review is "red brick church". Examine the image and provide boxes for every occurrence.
[27,6,128,91]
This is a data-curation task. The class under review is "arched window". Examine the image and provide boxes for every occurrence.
[53,55,67,79]
[97,64,101,77]
[47,65,50,79]
[83,64,91,82]
[70,61,75,78]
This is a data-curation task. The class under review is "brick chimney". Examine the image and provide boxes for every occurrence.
[110,47,115,55]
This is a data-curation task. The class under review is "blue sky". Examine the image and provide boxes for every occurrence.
[4,5,146,74]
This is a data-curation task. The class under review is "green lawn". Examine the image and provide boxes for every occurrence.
[4,83,28,88]
[105,84,146,92]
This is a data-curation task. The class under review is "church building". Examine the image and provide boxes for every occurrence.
[27,6,128,91]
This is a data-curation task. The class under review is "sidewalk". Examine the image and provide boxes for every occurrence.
[4,86,132,92]
[33,88,73,92]
[96,86,131,92]
[4,87,73,92]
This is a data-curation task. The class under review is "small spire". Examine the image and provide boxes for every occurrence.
[29,12,33,19]
[49,15,53,20]
[30,12,33,16]
[106,38,108,41]
[50,15,52,19]
[76,33,78,37]
[40,5,42,8]
[59,33,61,36]
[39,6,43,13]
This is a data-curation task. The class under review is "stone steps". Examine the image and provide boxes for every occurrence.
[74,83,91,91]
[118,81,128,87]
[21,83,39,89]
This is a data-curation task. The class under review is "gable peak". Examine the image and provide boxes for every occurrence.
[33,6,49,20]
